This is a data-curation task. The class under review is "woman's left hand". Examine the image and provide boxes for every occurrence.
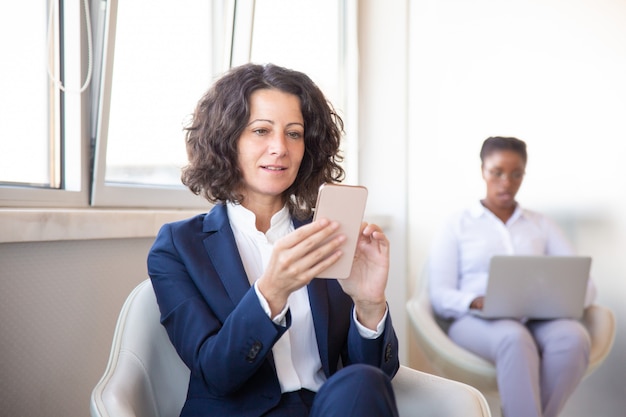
[338,222,390,330]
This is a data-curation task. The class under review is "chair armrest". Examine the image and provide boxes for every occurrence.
[392,365,491,417]
[406,294,497,391]
[581,304,616,375]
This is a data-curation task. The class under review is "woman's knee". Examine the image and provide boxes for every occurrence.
[495,321,537,356]
[326,364,390,390]
[540,320,591,357]
[311,365,398,417]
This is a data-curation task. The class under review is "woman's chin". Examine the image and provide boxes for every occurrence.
[496,195,515,208]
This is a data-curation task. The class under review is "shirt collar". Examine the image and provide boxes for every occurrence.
[469,200,526,224]
[226,202,292,243]
[469,200,488,218]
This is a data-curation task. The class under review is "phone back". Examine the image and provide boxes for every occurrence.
[313,183,368,278]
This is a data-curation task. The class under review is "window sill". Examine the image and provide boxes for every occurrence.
[0,208,206,243]
[0,208,391,244]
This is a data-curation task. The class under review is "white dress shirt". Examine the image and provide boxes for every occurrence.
[226,202,385,393]
[428,201,597,319]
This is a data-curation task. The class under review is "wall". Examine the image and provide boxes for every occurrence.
[358,0,410,363]
[0,208,199,416]
[0,237,151,416]
[407,0,626,416]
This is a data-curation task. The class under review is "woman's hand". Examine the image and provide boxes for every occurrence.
[256,219,345,316]
[470,296,485,310]
[338,223,390,330]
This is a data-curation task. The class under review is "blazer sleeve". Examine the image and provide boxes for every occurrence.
[148,222,288,396]
[346,309,399,378]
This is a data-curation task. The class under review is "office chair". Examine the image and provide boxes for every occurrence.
[406,270,616,415]
[91,279,492,417]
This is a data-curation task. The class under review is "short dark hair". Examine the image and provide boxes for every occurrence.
[480,136,527,165]
[181,63,345,220]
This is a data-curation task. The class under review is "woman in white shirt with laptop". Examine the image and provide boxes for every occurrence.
[428,136,596,417]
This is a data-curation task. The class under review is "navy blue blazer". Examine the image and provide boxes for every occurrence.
[147,204,399,417]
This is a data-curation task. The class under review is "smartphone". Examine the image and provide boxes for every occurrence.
[312,183,368,278]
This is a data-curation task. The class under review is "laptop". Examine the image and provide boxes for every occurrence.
[472,255,591,319]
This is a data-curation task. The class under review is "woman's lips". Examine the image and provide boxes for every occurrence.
[497,191,513,200]
[261,165,287,171]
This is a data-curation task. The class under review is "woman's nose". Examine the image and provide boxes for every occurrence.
[268,134,288,156]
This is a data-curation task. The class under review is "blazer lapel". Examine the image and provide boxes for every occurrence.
[202,204,250,306]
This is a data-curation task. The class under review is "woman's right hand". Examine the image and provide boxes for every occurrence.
[470,296,485,310]
[256,219,345,316]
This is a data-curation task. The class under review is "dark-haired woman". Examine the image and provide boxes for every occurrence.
[428,136,596,417]
[148,63,399,417]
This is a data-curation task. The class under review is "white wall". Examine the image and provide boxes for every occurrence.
[358,0,410,363]
[0,238,151,417]
[408,0,626,415]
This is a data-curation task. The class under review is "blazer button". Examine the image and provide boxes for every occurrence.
[384,343,393,363]
[246,341,263,363]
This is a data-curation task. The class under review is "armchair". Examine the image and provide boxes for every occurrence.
[406,271,616,415]
[91,279,492,417]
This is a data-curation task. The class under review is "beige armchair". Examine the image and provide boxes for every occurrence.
[91,279,492,417]
[406,272,616,414]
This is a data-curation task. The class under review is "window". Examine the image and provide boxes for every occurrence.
[1,0,357,208]
[91,0,217,207]
[0,3,50,187]
[0,0,88,207]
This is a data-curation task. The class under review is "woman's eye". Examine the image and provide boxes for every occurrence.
[253,128,268,135]
[287,131,303,139]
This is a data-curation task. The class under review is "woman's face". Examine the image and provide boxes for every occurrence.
[481,149,526,210]
[236,88,305,207]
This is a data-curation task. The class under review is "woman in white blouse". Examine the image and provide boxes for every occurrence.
[428,136,596,417]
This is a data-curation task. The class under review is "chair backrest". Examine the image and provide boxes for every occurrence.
[90,280,189,417]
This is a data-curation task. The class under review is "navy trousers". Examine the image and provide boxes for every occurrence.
[263,364,399,417]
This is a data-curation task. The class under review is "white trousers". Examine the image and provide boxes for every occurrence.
[448,315,591,417]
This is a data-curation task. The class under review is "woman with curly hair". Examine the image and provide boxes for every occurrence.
[148,63,399,417]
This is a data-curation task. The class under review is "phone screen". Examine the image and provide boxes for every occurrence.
[312,183,368,278]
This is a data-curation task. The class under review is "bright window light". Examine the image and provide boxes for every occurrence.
[0,3,50,186]
[103,1,212,187]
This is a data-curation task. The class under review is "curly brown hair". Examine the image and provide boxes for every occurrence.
[181,63,345,220]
